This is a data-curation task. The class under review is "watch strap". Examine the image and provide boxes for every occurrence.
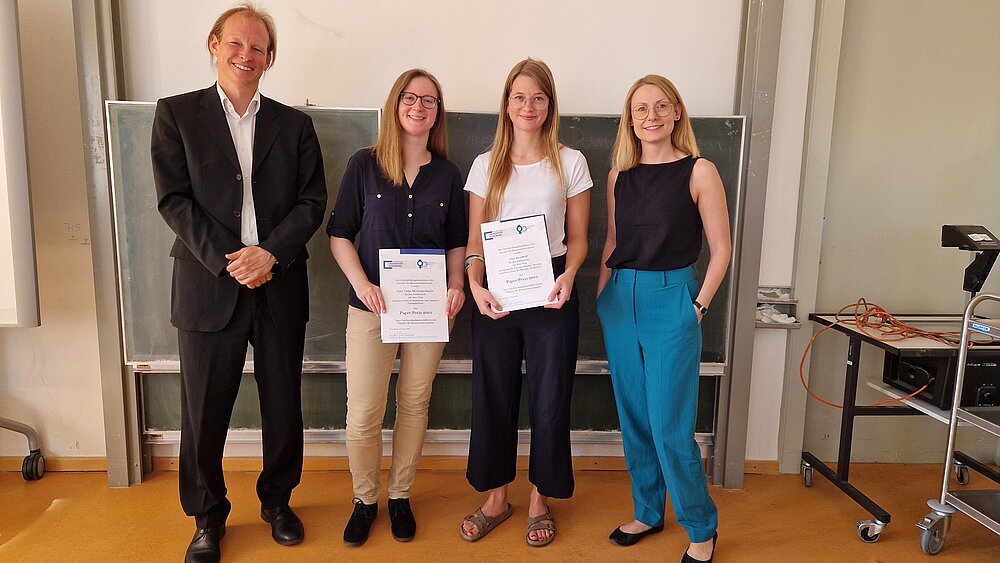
[693,299,708,315]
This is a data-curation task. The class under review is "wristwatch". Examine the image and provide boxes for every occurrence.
[693,300,708,316]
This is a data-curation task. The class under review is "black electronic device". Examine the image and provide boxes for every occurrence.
[941,225,1000,294]
[883,352,1000,408]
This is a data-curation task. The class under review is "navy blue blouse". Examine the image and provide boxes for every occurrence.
[327,149,467,312]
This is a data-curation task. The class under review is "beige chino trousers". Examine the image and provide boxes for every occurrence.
[345,306,450,503]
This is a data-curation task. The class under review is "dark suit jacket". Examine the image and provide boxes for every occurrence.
[151,86,327,334]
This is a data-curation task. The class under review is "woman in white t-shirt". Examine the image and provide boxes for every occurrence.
[460,58,592,548]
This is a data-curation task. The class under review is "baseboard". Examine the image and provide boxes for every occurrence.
[144,429,715,459]
[1,429,708,474]
[744,460,780,474]
[0,455,935,478]
[151,455,631,473]
[0,456,107,472]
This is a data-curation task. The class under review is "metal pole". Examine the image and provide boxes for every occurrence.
[939,294,997,502]
[71,0,135,487]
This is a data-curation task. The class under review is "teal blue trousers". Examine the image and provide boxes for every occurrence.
[596,266,718,543]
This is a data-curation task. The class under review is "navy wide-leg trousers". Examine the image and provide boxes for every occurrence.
[466,255,578,499]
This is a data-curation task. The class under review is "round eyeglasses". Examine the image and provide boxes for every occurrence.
[400,92,439,109]
[509,94,549,110]
[631,101,674,121]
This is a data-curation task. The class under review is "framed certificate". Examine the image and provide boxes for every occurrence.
[480,214,555,312]
[378,249,449,343]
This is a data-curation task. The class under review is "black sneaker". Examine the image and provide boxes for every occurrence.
[343,498,378,547]
[388,497,416,542]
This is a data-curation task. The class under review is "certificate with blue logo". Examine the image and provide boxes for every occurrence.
[481,214,555,312]
[378,249,449,343]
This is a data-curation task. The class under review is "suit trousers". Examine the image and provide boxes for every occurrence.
[466,255,578,499]
[596,266,718,543]
[344,306,450,504]
[178,285,305,529]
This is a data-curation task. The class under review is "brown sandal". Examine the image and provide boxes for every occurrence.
[460,503,513,542]
[526,510,556,547]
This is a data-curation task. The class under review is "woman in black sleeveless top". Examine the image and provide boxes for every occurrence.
[596,75,731,562]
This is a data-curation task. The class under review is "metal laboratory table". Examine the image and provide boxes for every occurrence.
[803,313,1000,543]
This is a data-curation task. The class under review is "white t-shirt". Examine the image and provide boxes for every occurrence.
[465,146,593,257]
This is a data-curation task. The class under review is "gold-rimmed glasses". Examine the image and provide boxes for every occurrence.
[631,100,674,121]
[509,94,549,110]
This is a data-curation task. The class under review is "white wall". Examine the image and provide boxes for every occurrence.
[803,0,1000,462]
[120,0,743,114]
[0,0,105,457]
[745,0,814,462]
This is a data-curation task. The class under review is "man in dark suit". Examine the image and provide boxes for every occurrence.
[150,5,326,562]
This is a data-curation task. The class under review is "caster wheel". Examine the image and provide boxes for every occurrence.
[803,466,813,487]
[857,522,881,543]
[21,451,44,481]
[954,464,969,486]
[919,527,945,555]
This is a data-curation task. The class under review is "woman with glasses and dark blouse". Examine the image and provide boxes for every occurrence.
[596,75,730,562]
[460,58,592,548]
[328,68,467,547]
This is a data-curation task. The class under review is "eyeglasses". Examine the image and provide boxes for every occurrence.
[509,94,549,110]
[400,92,439,109]
[631,101,674,121]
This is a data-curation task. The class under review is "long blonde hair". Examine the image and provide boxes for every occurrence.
[611,75,699,171]
[483,58,563,221]
[373,69,449,187]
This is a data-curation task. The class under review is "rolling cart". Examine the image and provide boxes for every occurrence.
[917,294,1000,555]
[0,417,45,480]
[801,313,997,543]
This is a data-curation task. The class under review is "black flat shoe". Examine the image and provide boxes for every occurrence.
[261,505,304,546]
[184,524,225,563]
[388,497,416,542]
[681,532,718,562]
[609,523,665,546]
[344,498,378,547]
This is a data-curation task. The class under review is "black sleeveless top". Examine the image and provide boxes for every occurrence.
[606,156,702,271]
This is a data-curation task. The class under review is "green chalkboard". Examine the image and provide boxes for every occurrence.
[442,113,744,363]
[108,103,741,433]
[107,103,380,362]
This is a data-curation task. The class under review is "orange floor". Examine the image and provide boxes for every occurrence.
[1,463,998,562]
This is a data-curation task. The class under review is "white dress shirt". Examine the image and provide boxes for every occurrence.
[217,84,261,246]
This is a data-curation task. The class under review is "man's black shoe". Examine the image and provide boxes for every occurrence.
[184,525,225,563]
[388,497,416,542]
[343,498,378,547]
[261,505,304,546]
